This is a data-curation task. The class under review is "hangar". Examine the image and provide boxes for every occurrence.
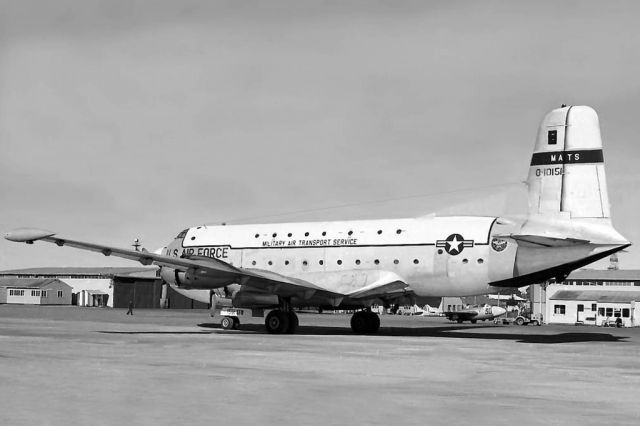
[0,278,72,305]
[0,267,208,309]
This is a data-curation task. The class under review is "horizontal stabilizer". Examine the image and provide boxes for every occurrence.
[504,234,590,247]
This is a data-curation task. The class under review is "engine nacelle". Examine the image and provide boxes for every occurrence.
[159,267,235,289]
[232,289,279,309]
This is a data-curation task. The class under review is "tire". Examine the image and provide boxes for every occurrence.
[350,312,368,333]
[531,320,540,326]
[287,311,299,334]
[366,312,380,333]
[221,316,235,330]
[265,310,290,334]
[470,320,477,324]
[515,317,525,326]
[232,316,240,329]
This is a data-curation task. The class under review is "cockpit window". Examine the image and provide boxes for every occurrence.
[176,229,188,239]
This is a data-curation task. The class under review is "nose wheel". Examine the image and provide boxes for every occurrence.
[350,311,380,334]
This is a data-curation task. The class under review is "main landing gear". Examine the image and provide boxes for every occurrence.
[350,310,380,334]
[265,310,299,334]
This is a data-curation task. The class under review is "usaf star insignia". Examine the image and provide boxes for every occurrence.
[436,233,474,256]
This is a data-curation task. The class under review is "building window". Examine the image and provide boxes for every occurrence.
[554,305,566,315]
[41,291,47,297]
[614,308,621,318]
[598,308,605,316]
[57,291,63,298]
[623,308,630,318]
[31,290,41,297]
[577,304,584,312]
[591,304,597,311]
[605,308,613,317]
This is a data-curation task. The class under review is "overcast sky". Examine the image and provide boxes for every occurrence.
[2,0,640,270]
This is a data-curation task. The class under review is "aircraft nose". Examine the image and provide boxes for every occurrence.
[492,306,507,317]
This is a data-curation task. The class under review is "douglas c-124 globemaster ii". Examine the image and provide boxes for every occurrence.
[6,106,630,334]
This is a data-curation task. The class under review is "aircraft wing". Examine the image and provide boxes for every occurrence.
[4,228,408,304]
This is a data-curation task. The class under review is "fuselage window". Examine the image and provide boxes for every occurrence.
[288,233,292,237]
[322,231,327,236]
[413,259,419,264]
[437,249,443,255]
[477,259,484,264]
[396,229,402,234]
[190,236,196,241]
[272,233,277,238]
[319,260,324,265]
[393,259,399,265]
[252,261,256,266]
[355,259,360,265]
[305,232,310,237]
[285,260,290,265]
[337,260,342,265]
[268,261,273,266]
[254,233,259,238]
[303,260,308,266]
[374,259,380,265]
[462,259,468,264]
[348,230,353,236]
[377,230,382,235]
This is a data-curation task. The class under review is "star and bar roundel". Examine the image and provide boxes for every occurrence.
[436,234,474,256]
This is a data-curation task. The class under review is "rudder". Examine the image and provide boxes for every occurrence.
[527,105,610,219]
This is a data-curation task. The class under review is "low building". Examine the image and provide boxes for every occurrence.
[0,278,72,305]
[546,285,640,327]
[0,267,208,309]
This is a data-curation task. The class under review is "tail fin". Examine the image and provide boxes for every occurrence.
[527,105,610,219]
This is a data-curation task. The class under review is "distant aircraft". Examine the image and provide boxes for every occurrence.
[444,305,507,323]
[5,105,630,334]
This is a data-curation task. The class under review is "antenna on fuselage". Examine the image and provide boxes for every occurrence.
[132,238,141,252]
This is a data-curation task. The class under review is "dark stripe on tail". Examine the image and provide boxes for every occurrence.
[530,149,604,166]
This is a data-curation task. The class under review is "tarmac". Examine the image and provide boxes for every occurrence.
[1,305,639,426]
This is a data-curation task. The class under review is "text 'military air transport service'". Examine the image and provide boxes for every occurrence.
[5,105,630,334]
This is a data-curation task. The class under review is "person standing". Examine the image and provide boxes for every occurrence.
[126,300,134,315]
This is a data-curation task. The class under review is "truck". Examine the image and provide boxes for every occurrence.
[499,309,542,326]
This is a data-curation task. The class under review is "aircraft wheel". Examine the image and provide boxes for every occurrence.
[265,310,290,334]
[232,316,241,330]
[221,316,235,330]
[470,320,477,324]
[286,311,299,334]
[366,312,380,333]
[350,311,368,333]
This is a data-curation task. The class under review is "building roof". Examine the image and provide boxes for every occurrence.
[565,269,640,281]
[550,289,640,303]
[0,267,158,279]
[0,278,72,289]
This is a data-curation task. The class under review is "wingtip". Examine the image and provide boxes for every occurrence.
[4,228,56,243]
